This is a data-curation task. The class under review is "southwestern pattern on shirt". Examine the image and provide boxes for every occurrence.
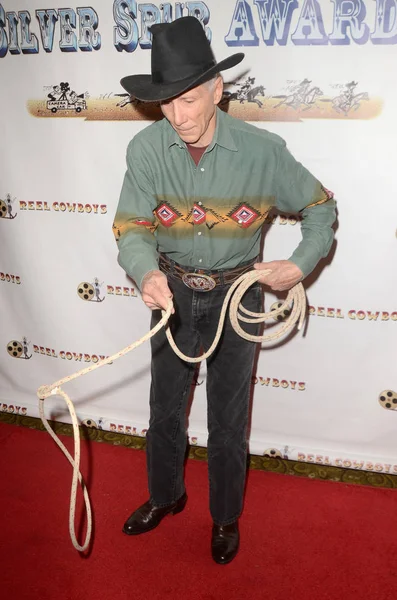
[115,216,157,237]
[152,198,271,232]
[114,187,330,238]
[227,202,261,228]
[154,201,182,227]
[304,185,335,210]
[183,203,226,229]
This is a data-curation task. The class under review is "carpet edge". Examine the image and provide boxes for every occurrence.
[1,412,397,489]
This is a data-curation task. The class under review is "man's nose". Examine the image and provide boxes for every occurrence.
[173,103,186,127]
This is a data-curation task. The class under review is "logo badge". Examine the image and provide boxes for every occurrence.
[7,338,32,359]
[0,194,17,219]
[379,390,397,410]
[77,278,104,302]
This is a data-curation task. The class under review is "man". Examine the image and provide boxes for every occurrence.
[113,17,336,565]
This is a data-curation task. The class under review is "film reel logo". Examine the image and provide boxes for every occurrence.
[270,301,293,322]
[0,194,17,220]
[7,337,32,359]
[263,448,282,458]
[378,390,397,411]
[77,278,105,302]
[81,418,104,429]
[263,446,290,459]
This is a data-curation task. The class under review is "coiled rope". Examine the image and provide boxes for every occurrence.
[37,269,306,552]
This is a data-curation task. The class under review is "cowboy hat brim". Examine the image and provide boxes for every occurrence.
[120,53,244,102]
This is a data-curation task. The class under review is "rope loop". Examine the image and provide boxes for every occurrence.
[37,270,306,552]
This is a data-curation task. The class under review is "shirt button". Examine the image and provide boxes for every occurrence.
[200,167,205,172]
[198,259,202,263]
[198,232,202,236]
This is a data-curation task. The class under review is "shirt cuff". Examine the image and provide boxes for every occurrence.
[118,253,159,292]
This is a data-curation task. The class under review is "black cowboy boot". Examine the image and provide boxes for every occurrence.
[122,493,187,535]
[211,520,240,564]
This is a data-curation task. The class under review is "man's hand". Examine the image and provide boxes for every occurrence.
[253,260,303,292]
[141,270,174,312]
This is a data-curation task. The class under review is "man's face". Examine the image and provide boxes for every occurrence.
[160,77,223,147]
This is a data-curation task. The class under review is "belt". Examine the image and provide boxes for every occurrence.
[159,253,258,292]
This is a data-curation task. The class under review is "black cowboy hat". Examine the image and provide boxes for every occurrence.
[120,16,244,102]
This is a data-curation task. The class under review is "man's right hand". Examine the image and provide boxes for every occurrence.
[141,270,174,312]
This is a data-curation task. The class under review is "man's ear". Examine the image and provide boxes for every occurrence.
[213,76,224,106]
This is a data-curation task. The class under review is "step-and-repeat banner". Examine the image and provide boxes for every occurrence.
[1,0,397,474]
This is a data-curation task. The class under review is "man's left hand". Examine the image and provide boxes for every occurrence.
[253,260,303,291]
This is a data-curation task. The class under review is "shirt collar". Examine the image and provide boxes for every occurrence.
[167,122,185,149]
[166,108,238,152]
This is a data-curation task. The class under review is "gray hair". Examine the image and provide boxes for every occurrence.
[205,73,222,91]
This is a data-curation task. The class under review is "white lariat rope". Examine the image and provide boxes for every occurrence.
[37,269,306,552]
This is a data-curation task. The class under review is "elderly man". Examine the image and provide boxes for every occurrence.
[113,16,336,565]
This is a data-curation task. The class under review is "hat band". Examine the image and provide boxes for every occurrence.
[152,60,216,85]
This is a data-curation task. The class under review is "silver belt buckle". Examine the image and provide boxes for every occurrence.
[182,272,216,292]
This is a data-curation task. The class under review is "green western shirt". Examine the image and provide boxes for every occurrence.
[114,108,336,289]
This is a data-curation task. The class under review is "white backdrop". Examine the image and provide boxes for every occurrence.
[1,0,397,474]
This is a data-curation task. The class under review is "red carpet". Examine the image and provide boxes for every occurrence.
[1,421,397,600]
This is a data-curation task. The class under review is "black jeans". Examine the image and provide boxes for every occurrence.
[146,272,261,525]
